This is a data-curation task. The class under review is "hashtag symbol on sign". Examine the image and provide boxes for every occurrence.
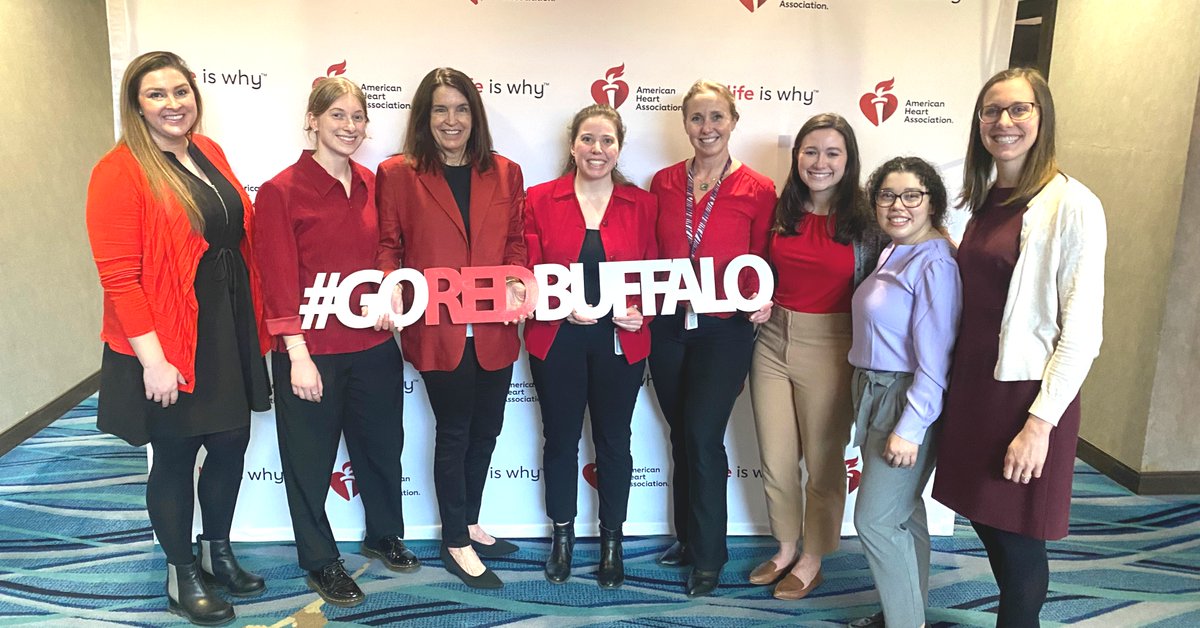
[300,272,341,330]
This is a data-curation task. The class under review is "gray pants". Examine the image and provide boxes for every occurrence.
[852,368,938,628]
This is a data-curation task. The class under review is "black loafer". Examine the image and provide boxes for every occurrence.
[657,540,691,567]
[306,559,365,607]
[471,537,519,557]
[686,568,721,598]
[441,545,503,589]
[362,535,421,572]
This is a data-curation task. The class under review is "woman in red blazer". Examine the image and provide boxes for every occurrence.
[524,104,657,589]
[375,67,526,589]
[86,51,269,626]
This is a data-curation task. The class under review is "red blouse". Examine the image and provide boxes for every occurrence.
[650,161,776,317]
[770,213,855,313]
[253,151,392,355]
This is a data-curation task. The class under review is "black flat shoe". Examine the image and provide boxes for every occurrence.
[361,535,421,572]
[471,537,519,557]
[597,525,624,589]
[306,559,365,607]
[441,545,503,589]
[544,522,574,584]
[657,540,691,567]
[686,568,721,598]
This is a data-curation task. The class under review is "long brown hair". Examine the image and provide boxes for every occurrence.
[773,113,867,244]
[561,104,631,186]
[118,51,205,231]
[404,67,494,174]
[960,67,1059,212]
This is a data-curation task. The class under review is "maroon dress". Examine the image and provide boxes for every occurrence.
[932,188,1081,541]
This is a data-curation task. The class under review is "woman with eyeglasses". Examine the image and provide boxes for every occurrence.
[747,113,881,601]
[932,68,1106,628]
[846,157,962,628]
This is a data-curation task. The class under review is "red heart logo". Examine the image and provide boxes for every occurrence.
[859,78,898,126]
[330,461,358,501]
[845,457,861,493]
[739,0,768,11]
[583,463,598,490]
[590,64,629,109]
[313,60,348,88]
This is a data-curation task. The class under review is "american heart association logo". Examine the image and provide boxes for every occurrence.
[582,463,599,490]
[859,78,899,126]
[845,457,862,493]
[313,60,348,88]
[591,64,630,109]
[739,0,768,11]
[330,461,358,501]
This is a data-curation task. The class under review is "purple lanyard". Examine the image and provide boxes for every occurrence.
[684,157,732,259]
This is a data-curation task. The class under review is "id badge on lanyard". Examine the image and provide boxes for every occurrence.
[683,158,731,332]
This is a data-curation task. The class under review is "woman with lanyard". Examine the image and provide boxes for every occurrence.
[933,67,1106,627]
[376,67,527,589]
[648,79,776,598]
[86,51,269,625]
[255,77,416,608]
[524,104,657,589]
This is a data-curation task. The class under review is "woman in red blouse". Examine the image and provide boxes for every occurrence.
[86,51,269,626]
[648,80,777,598]
[254,77,415,608]
[747,113,878,600]
[524,104,657,588]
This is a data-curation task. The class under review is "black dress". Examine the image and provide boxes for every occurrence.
[97,143,270,446]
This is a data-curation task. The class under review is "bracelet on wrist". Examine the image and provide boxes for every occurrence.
[285,340,307,352]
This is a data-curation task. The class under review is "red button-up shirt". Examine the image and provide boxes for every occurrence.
[254,151,392,355]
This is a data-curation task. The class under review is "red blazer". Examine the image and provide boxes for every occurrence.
[376,153,527,372]
[523,173,658,364]
[86,135,269,393]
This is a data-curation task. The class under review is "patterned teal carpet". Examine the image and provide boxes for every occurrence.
[0,396,1197,626]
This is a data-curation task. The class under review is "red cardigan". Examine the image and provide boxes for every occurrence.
[86,135,269,393]
[375,153,527,372]
[523,173,658,364]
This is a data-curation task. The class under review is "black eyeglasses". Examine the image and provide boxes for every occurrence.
[978,102,1039,123]
[875,190,929,209]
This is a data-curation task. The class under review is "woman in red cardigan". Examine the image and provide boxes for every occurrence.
[524,104,657,588]
[86,51,269,626]
[375,67,526,589]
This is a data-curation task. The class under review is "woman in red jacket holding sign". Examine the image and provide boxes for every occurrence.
[86,51,269,626]
[376,67,527,589]
[524,104,657,589]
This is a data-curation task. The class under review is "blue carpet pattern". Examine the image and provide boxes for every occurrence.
[0,396,1197,626]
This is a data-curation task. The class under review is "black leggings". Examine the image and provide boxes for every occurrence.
[146,427,250,565]
[972,521,1049,627]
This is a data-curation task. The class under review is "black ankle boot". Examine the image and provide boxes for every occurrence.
[198,536,266,597]
[597,525,624,589]
[544,521,574,584]
[167,560,235,626]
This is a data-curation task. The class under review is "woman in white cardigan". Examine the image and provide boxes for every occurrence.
[931,67,1106,628]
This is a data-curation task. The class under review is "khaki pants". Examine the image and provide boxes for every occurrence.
[749,307,853,555]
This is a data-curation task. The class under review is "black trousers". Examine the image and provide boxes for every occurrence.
[648,313,755,570]
[529,321,645,530]
[421,339,512,548]
[147,427,250,565]
[273,339,407,571]
[972,521,1050,628]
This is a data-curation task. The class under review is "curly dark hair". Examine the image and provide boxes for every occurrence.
[773,113,868,244]
[865,156,949,230]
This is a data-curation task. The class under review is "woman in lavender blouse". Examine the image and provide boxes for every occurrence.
[846,157,962,628]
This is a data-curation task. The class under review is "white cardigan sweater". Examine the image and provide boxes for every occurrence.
[991,173,1106,426]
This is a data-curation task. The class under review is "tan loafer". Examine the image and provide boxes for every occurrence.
[748,558,796,585]
[773,570,823,600]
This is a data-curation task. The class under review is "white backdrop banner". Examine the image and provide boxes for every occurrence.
[111,0,1017,542]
